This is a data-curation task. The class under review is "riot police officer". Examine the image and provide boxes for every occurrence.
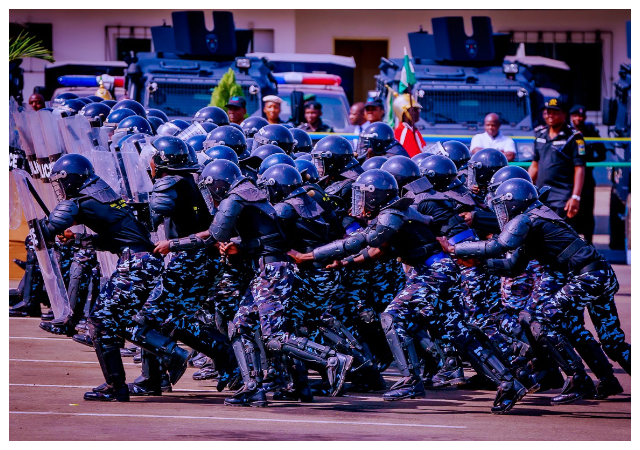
[357,122,409,160]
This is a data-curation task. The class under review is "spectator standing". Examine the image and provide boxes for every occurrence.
[226,96,247,125]
[569,104,608,244]
[528,98,586,228]
[347,102,367,134]
[392,93,425,158]
[262,95,285,125]
[297,101,334,133]
[470,113,516,161]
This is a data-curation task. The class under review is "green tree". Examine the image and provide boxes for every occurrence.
[9,30,55,62]
[209,68,244,110]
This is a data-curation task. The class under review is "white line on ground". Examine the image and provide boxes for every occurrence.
[10,336,75,341]
[9,411,467,429]
[9,358,137,366]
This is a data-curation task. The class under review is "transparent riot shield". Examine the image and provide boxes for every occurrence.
[9,171,21,230]
[58,114,93,159]
[25,110,62,212]
[424,141,447,156]
[176,122,207,140]
[13,168,71,320]
[88,129,124,195]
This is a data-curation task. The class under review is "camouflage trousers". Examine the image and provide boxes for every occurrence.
[140,248,221,334]
[534,266,629,370]
[287,266,343,339]
[88,250,164,347]
[231,261,295,339]
[383,257,467,345]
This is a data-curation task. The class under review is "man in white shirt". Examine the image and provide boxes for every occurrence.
[470,113,516,161]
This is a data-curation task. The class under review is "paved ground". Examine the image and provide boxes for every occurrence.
[9,265,631,441]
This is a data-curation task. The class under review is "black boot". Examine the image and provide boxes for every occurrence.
[39,316,77,337]
[9,251,40,317]
[573,338,623,400]
[431,356,467,388]
[266,334,353,397]
[593,376,624,400]
[273,357,314,402]
[490,380,527,414]
[224,335,267,407]
[72,333,93,347]
[84,340,130,402]
[551,373,596,405]
[380,313,426,401]
[129,350,163,396]
[129,327,190,385]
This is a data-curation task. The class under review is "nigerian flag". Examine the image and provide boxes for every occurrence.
[384,86,395,127]
[399,47,416,93]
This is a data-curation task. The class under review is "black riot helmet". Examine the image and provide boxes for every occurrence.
[491,178,539,230]
[381,156,421,189]
[76,97,93,105]
[146,108,169,123]
[79,102,111,121]
[258,153,296,176]
[411,152,432,167]
[186,134,208,152]
[193,106,229,126]
[204,126,247,156]
[151,136,199,174]
[200,122,219,134]
[116,116,153,136]
[58,98,86,116]
[311,135,356,178]
[488,166,532,193]
[147,116,165,135]
[112,99,147,118]
[358,122,397,156]
[259,164,304,204]
[442,141,471,170]
[50,154,98,201]
[295,153,312,162]
[52,92,79,107]
[240,116,269,138]
[87,95,104,103]
[467,148,508,191]
[290,128,313,153]
[102,100,117,108]
[418,155,458,191]
[295,158,319,184]
[198,159,242,210]
[204,145,239,166]
[361,156,387,171]
[105,107,136,126]
[243,144,286,170]
[352,169,398,219]
[252,124,295,154]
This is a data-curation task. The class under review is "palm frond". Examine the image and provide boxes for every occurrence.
[9,30,55,63]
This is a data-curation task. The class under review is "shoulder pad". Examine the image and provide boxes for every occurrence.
[404,204,434,226]
[49,200,79,230]
[382,197,414,212]
[385,143,409,157]
[325,179,351,196]
[402,177,434,196]
[376,209,405,231]
[275,202,298,220]
[527,204,562,221]
[443,189,477,207]
[152,175,181,193]
[285,194,324,219]
[229,179,268,202]
[217,195,243,218]
[78,179,121,203]
[497,214,532,248]
[150,189,177,215]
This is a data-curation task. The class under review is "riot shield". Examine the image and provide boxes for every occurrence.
[58,114,93,159]
[424,141,447,156]
[12,168,71,320]
[9,171,22,230]
[116,137,156,231]
[9,100,23,230]
[88,130,124,195]
[176,122,207,140]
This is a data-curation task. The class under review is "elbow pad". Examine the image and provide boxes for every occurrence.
[454,238,507,258]
[49,200,78,232]
[313,233,367,261]
[169,234,206,252]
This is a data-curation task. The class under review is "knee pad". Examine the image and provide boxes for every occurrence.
[379,312,395,334]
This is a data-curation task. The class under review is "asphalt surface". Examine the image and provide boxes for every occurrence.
[9,264,631,441]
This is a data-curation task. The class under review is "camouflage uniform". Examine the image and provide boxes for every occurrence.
[89,250,164,347]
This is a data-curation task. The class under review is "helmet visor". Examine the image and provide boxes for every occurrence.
[466,161,482,190]
[198,183,216,214]
[424,141,447,156]
[356,136,371,159]
[492,193,513,231]
[351,183,367,218]
[51,178,67,202]
[311,151,331,178]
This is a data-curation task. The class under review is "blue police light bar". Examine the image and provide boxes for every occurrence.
[57,75,125,87]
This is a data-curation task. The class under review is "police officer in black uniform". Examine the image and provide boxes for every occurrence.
[357,122,409,160]
[568,104,607,244]
[528,98,586,231]
[40,154,188,402]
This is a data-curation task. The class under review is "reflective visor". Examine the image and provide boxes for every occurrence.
[356,136,371,158]
[311,152,330,178]
[198,182,216,214]
[351,183,366,218]
[466,161,482,190]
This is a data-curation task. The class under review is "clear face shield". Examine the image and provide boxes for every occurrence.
[424,141,447,156]
[197,177,217,214]
[351,182,375,218]
[311,150,331,178]
[491,193,513,230]
[356,134,373,159]
[50,171,68,202]
[252,133,270,151]
[466,161,482,191]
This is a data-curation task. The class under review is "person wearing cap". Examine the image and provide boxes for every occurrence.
[297,101,334,133]
[569,104,608,244]
[226,96,247,125]
[528,97,586,228]
[262,95,284,125]
[364,98,385,125]
[470,113,516,161]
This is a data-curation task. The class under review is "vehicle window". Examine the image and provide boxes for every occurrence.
[279,92,349,131]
